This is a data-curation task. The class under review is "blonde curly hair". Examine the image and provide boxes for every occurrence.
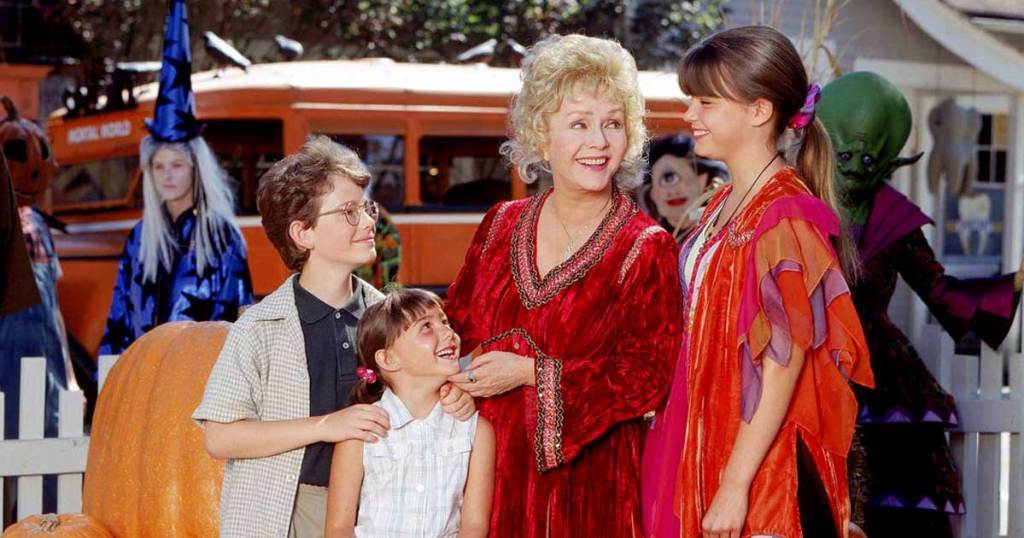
[501,34,648,189]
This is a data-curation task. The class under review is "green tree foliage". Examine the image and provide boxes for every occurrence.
[55,0,726,71]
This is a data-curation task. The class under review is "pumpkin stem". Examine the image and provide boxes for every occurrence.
[1,95,18,120]
[29,513,61,532]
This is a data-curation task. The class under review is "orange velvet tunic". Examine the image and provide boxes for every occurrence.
[646,168,873,537]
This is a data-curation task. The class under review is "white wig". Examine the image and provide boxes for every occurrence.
[138,136,243,283]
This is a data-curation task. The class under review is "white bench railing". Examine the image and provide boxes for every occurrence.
[918,323,1023,538]
[0,355,117,526]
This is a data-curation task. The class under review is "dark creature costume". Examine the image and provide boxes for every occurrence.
[818,71,1023,538]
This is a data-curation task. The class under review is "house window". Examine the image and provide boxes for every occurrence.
[976,113,1008,183]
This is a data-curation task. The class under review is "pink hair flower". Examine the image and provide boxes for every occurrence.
[356,366,378,384]
[788,83,822,130]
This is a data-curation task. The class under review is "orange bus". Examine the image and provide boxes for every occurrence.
[46,58,689,355]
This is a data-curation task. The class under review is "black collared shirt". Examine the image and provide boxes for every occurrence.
[293,276,368,486]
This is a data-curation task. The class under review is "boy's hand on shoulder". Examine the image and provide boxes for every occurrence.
[440,382,476,421]
[317,404,390,443]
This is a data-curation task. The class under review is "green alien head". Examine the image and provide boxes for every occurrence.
[818,72,923,221]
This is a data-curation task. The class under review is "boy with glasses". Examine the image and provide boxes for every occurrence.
[194,136,474,537]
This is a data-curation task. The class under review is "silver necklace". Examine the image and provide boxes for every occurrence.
[706,154,779,240]
[553,195,611,261]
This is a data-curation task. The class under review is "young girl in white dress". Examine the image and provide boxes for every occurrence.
[325,288,495,537]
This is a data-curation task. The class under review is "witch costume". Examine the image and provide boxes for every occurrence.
[98,0,253,356]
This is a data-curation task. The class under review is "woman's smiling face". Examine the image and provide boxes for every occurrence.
[543,89,628,194]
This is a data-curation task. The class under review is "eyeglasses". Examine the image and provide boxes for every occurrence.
[318,200,380,226]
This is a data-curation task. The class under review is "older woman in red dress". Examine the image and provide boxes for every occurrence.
[446,34,683,536]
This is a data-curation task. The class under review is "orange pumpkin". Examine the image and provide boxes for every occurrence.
[2,513,112,537]
[82,321,229,537]
[0,96,57,205]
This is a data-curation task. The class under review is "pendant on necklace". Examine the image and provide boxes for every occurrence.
[563,242,574,261]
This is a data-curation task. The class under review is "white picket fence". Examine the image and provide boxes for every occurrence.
[917,323,1024,538]
[2,331,1023,536]
[0,355,117,525]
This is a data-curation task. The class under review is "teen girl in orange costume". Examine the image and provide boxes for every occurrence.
[642,26,874,538]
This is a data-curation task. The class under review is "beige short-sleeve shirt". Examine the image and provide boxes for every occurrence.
[193,274,383,537]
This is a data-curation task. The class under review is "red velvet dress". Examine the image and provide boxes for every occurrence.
[446,188,684,537]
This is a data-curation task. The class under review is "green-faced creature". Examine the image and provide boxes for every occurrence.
[817,72,923,224]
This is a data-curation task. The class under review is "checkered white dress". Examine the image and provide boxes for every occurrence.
[356,389,479,537]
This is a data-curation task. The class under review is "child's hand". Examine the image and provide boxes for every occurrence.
[700,479,749,538]
[317,404,390,443]
[440,383,476,421]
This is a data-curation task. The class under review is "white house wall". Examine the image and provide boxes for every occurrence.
[725,0,971,72]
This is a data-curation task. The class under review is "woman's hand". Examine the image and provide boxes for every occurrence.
[701,479,750,538]
[440,382,476,421]
[448,351,534,398]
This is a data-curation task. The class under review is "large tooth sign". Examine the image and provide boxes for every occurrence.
[927,98,982,197]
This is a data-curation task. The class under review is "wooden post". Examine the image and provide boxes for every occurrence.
[951,351,979,537]
[1004,92,1024,352]
[1009,352,1024,536]
[17,357,45,519]
[98,355,119,393]
[57,391,84,513]
[976,345,1003,538]
[1,391,5,523]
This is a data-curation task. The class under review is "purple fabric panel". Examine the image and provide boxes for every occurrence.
[741,263,855,422]
[928,273,1020,348]
[976,273,1017,318]
[869,491,965,514]
[760,265,796,367]
[769,259,803,278]
[810,278,827,349]
[740,342,762,423]
[678,228,700,294]
[858,403,959,426]
[831,350,850,379]
[814,270,850,349]
[858,184,934,262]
[822,268,850,305]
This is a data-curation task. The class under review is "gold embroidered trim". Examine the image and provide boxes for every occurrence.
[481,202,513,257]
[617,226,664,284]
[510,188,636,310]
[481,328,564,471]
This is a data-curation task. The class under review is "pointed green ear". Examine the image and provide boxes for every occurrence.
[879,152,924,181]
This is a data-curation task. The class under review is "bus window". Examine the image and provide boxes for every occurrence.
[52,156,139,209]
[203,119,283,215]
[419,136,511,210]
[325,134,405,209]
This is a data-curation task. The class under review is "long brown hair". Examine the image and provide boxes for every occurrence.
[350,288,445,405]
[678,25,859,277]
